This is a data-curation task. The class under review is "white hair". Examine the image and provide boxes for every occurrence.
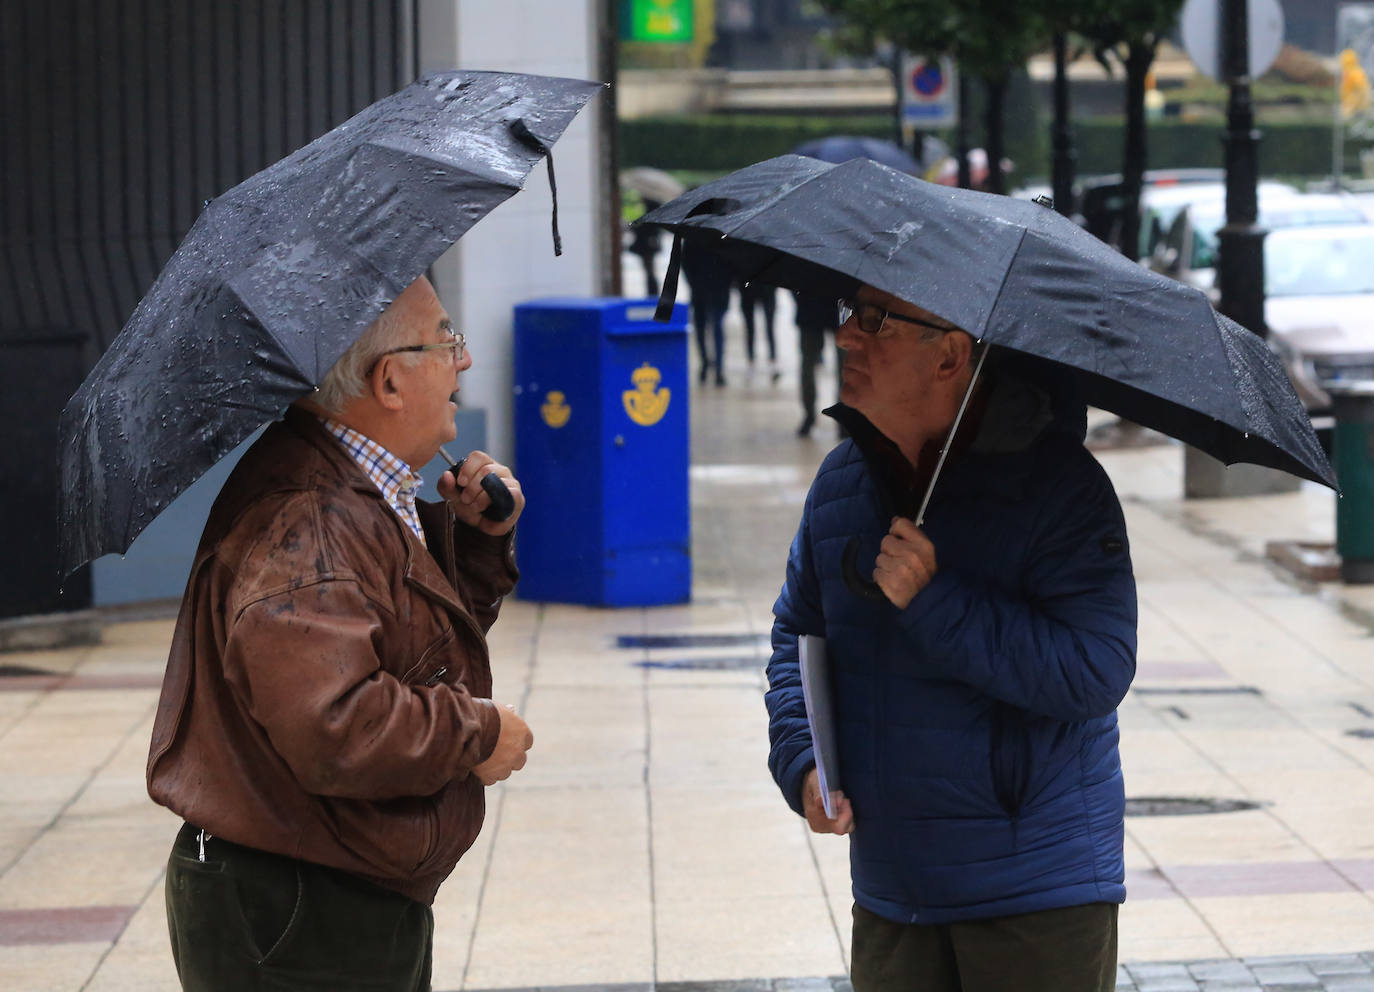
[312,303,419,414]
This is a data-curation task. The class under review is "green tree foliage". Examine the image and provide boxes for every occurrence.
[819,0,1049,193]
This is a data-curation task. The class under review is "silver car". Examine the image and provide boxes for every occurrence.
[1264,224,1374,427]
[1150,191,1367,285]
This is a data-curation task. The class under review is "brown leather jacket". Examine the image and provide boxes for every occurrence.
[147,408,517,905]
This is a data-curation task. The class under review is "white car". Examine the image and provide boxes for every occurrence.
[1137,180,1297,262]
[1150,191,1367,285]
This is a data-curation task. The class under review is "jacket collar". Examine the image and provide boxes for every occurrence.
[825,373,1064,519]
[280,408,470,618]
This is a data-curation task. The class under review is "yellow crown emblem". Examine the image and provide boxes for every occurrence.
[631,364,662,389]
[623,362,669,426]
[541,390,571,429]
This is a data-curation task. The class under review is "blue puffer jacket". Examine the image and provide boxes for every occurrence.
[766,378,1137,925]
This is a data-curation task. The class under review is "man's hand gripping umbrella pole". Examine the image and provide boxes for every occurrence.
[841,342,991,607]
[436,446,517,524]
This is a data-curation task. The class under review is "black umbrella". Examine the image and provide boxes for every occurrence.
[641,154,1335,489]
[59,70,601,577]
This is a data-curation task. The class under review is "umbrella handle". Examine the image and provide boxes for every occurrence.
[438,447,516,523]
[841,536,890,602]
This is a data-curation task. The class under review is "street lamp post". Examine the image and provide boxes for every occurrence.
[1215,0,1267,340]
[1185,0,1297,497]
[1051,32,1076,218]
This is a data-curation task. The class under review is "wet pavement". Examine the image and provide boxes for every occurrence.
[3,291,1374,990]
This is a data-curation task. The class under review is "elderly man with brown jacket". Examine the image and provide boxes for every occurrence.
[147,275,532,991]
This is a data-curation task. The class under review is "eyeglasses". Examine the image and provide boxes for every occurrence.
[838,298,952,337]
[377,321,465,364]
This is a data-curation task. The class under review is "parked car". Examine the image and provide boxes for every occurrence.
[1077,169,1232,252]
[1263,224,1374,429]
[1149,191,1368,288]
[1137,180,1298,264]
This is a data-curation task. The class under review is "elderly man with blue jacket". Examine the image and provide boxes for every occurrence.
[765,284,1137,992]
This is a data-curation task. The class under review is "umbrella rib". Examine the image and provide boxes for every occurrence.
[973,225,1029,341]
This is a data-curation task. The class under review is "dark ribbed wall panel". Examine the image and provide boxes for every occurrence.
[1,0,413,618]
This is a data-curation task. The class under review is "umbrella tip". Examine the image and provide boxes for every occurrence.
[1031,194,1054,210]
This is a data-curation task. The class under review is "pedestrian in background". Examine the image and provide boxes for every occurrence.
[738,277,780,382]
[148,275,534,992]
[766,285,1137,992]
[627,197,664,298]
[793,290,840,435]
[682,240,733,386]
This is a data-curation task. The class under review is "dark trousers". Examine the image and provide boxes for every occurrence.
[799,325,843,422]
[164,822,433,992]
[851,901,1118,992]
[740,285,777,363]
[693,301,727,382]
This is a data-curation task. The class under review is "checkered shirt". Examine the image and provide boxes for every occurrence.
[317,417,427,547]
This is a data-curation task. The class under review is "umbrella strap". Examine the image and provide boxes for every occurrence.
[511,118,563,257]
[914,342,990,527]
[655,233,683,323]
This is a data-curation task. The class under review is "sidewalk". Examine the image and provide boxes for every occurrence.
[3,298,1374,991]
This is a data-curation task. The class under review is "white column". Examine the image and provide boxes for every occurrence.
[417,0,605,459]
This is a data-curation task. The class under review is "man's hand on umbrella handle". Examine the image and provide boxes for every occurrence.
[873,517,937,610]
[439,450,524,535]
[472,703,533,786]
[802,766,853,835]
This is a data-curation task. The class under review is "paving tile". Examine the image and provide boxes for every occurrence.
[1311,955,1374,976]
[82,886,180,992]
[1132,961,1196,980]
[0,941,108,991]
[1323,977,1374,991]
[1135,978,1200,992]
[1190,959,1257,982]
[1246,963,1317,983]
[654,894,845,983]
[1197,893,1374,959]
[1163,860,1356,899]
[0,905,135,946]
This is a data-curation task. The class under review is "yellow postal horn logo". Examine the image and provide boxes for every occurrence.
[623,363,670,426]
[541,390,571,428]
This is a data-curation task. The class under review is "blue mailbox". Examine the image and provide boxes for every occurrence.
[513,298,690,606]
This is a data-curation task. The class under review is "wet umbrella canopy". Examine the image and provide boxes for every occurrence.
[640,155,1335,489]
[58,70,601,577]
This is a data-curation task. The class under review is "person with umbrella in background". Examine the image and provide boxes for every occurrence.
[639,154,1333,992]
[59,71,599,991]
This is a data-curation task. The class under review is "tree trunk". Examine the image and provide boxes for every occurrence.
[984,71,1007,195]
[956,66,973,189]
[1119,39,1155,261]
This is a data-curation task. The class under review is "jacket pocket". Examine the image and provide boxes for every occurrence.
[989,702,1032,819]
[399,626,456,685]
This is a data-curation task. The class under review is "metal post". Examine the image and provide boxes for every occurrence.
[1333,85,1346,190]
[1216,0,1268,339]
[1051,32,1076,217]
[598,0,622,297]
[956,68,972,190]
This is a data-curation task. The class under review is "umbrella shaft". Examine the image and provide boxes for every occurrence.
[915,344,989,527]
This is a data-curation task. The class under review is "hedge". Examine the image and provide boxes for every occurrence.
[619,113,1366,183]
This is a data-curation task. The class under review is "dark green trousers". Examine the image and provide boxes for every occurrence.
[164,822,433,992]
[851,901,1118,992]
